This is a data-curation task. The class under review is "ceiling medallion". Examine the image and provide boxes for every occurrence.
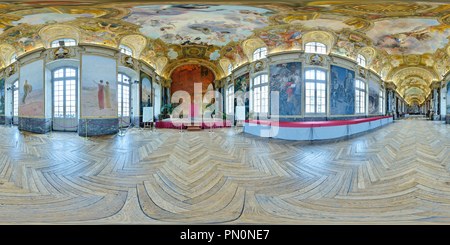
[337,3,432,14]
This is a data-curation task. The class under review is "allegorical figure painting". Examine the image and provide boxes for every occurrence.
[368,79,380,115]
[140,71,152,117]
[269,62,302,116]
[19,59,44,117]
[330,65,355,116]
[81,55,117,118]
[234,73,249,119]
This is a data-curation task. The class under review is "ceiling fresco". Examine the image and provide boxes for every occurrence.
[1,1,450,104]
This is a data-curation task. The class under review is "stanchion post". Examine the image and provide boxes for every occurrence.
[48,119,54,138]
[84,118,89,141]
[118,117,125,137]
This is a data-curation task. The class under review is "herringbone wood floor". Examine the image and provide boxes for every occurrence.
[1,115,450,224]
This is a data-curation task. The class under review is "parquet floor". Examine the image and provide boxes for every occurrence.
[1,115,450,224]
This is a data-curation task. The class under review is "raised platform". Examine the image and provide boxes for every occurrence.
[244,116,394,140]
[155,118,232,129]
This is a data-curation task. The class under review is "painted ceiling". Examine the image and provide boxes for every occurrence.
[2,1,450,104]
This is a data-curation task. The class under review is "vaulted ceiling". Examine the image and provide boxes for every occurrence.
[2,0,450,105]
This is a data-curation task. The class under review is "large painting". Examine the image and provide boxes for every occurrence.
[140,71,152,117]
[81,55,117,118]
[234,73,249,119]
[19,59,44,117]
[368,79,380,115]
[269,62,302,117]
[0,77,4,116]
[330,65,355,116]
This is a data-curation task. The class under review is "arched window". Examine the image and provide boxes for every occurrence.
[355,79,366,114]
[117,73,130,117]
[53,67,77,118]
[10,53,17,64]
[13,80,18,117]
[226,85,234,114]
[51,38,76,48]
[228,64,233,75]
[119,45,133,56]
[252,74,268,113]
[305,42,326,54]
[357,54,366,67]
[379,90,384,114]
[305,69,326,114]
[253,47,267,61]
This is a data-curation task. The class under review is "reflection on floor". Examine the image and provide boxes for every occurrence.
[0,115,450,224]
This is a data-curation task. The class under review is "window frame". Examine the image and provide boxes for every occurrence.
[52,67,78,119]
[10,53,17,64]
[119,45,133,56]
[304,69,327,115]
[226,85,234,114]
[305,42,327,54]
[251,74,269,114]
[13,80,18,117]
[51,38,77,48]
[117,72,131,118]
[228,64,233,75]
[253,47,267,61]
[355,79,366,114]
[357,54,366,67]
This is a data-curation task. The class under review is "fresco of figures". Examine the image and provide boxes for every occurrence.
[269,62,302,117]
[19,59,45,117]
[121,4,274,46]
[330,65,355,116]
[234,73,249,119]
[140,71,152,117]
[368,79,380,115]
[81,55,117,118]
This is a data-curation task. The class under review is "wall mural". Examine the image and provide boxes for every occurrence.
[0,77,4,116]
[234,73,249,119]
[170,64,215,105]
[330,65,355,116]
[19,59,44,117]
[368,79,380,115]
[257,27,302,53]
[140,71,152,117]
[269,62,302,117]
[81,55,117,118]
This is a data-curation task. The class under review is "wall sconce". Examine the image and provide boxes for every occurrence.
[133,80,139,84]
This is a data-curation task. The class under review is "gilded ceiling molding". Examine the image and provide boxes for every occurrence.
[118,34,148,59]
[38,24,82,48]
[0,43,16,67]
[162,58,224,81]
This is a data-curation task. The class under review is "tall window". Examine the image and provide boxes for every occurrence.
[10,53,17,64]
[53,67,77,118]
[51,38,76,48]
[119,45,132,56]
[252,74,268,113]
[13,80,18,117]
[379,90,384,114]
[226,85,234,114]
[228,64,233,75]
[118,73,130,117]
[355,79,366,114]
[357,54,366,67]
[305,42,326,54]
[305,69,326,114]
[253,47,267,61]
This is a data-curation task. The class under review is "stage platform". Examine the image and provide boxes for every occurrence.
[155,118,232,129]
[243,116,394,140]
